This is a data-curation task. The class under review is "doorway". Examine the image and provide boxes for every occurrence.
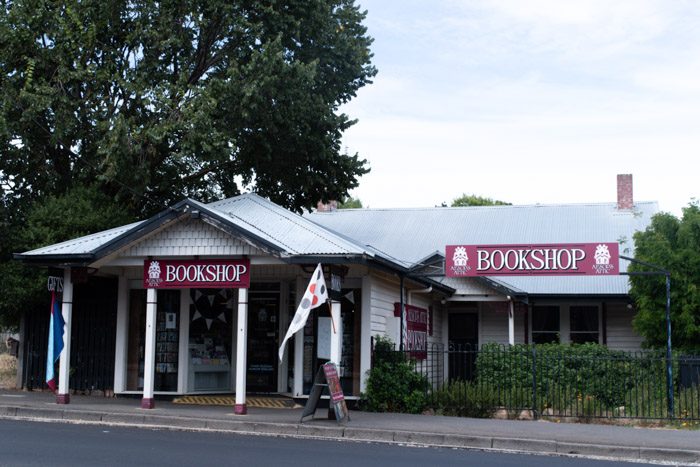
[448,313,478,381]
[246,288,280,392]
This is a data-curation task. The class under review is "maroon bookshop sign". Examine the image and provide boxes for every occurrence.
[143,259,250,289]
[394,303,429,360]
[446,243,619,277]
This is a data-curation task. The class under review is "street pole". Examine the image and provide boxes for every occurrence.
[665,273,673,418]
[620,255,673,418]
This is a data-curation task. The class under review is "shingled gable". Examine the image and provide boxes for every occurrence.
[15,198,278,266]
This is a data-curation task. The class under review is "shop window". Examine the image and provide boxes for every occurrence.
[188,289,233,392]
[570,306,599,344]
[126,289,180,392]
[155,290,180,392]
[532,306,560,344]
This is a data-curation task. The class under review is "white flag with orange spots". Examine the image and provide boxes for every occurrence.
[278,264,328,362]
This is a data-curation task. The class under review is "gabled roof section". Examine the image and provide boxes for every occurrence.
[306,201,659,296]
[408,251,445,275]
[14,194,377,265]
[205,193,375,257]
[16,221,145,258]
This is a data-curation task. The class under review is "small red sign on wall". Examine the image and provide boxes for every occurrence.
[446,243,619,277]
[395,303,429,360]
[143,259,250,289]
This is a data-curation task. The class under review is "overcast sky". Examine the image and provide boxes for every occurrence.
[341,0,699,215]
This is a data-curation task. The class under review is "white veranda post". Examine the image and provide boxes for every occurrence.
[508,300,515,346]
[57,268,73,404]
[141,288,157,409]
[330,300,342,365]
[235,287,249,414]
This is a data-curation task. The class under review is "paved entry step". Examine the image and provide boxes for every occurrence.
[173,395,300,409]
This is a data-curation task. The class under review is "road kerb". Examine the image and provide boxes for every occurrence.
[556,442,640,461]
[343,427,395,442]
[492,437,557,454]
[640,447,700,465]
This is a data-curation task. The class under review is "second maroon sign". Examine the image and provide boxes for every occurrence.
[446,243,619,277]
[144,259,250,288]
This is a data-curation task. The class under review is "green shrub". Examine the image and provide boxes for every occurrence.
[362,336,429,414]
[430,380,498,418]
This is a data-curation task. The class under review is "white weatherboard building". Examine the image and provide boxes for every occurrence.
[15,175,656,410]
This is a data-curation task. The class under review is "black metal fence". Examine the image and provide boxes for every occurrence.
[21,277,117,393]
[378,343,700,421]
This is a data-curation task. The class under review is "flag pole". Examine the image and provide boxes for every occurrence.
[327,301,336,333]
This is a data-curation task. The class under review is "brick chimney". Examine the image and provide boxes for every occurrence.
[316,200,338,212]
[617,174,633,210]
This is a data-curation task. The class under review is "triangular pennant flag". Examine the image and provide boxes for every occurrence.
[218,312,226,323]
[344,291,355,304]
[195,290,202,301]
[205,318,213,330]
[226,298,236,309]
[207,294,215,306]
[192,310,202,322]
[279,263,328,361]
[219,289,227,298]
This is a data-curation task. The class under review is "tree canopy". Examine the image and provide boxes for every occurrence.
[450,194,511,207]
[0,0,375,215]
[0,0,376,327]
[630,202,700,351]
[338,195,362,209]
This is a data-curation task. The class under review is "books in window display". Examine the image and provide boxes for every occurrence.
[189,343,230,368]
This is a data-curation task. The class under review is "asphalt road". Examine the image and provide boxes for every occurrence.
[0,419,654,467]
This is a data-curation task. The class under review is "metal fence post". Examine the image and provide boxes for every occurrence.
[531,346,538,419]
[666,273,674,419]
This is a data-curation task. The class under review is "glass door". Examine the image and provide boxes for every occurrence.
[247,288,280,392]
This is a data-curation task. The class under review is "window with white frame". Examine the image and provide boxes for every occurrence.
[532,306,560,344]
[569,305,599,344]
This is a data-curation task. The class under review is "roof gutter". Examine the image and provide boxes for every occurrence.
[12,252,95,267]
[283,254,455,296]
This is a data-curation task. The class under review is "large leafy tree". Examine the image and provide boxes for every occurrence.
[0,0,374,214]
[0,0,376,327]
[630,202,700,351]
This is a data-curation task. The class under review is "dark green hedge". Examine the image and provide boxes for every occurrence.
[476,343,667,410]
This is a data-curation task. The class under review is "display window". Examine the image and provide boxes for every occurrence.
[187,289,234,392]
[126,289,180,392]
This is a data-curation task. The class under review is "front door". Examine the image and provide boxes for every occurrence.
[448,313,478,381]
[246,291,280,392]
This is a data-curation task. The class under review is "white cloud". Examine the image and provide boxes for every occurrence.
[342,1,700,215]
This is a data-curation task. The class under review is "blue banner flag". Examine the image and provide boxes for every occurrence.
[46,291,65,391]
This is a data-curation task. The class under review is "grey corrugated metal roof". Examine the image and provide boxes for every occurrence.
[486,275,632,296]
[19,221,145,256]
[16,194,658,296]
[305,202,658,295]
[17,194,374,260]
[205,194,373,256]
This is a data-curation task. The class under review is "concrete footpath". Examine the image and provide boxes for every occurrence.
[1,389,699,465]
